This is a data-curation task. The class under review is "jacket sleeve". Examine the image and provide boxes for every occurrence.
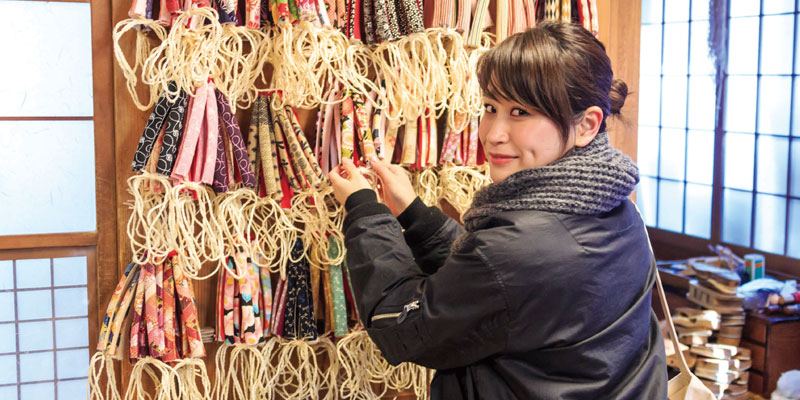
[396,197,465,274]
[343,190,510,370]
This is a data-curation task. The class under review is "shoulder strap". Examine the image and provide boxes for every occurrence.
[634,203,693,376]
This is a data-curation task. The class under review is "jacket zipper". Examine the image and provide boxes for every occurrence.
[370,300,420,324]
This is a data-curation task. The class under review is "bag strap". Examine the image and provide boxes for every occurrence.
[634,203,693,376]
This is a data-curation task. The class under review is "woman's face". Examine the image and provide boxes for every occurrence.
[479,96,574,182]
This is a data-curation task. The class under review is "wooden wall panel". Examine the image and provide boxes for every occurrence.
[102,2,642,397]
[597,0,642,162]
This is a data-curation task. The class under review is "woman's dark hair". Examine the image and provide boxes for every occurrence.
[476,21,628,145]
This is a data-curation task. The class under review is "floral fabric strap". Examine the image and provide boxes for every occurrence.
[161,260,178,362]
[129,270,147,361]
[340,93,356,161]
[97,263,136,351]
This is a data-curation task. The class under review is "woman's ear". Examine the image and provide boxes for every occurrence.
[574,106,604,147]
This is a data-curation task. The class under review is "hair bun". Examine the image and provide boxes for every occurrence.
[609,79,628,115]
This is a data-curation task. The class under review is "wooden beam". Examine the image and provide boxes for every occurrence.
[597,0,642,162]
[90,0,120,390]
[0,232,97,250]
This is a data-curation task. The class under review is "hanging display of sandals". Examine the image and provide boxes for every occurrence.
[99,1,603,399]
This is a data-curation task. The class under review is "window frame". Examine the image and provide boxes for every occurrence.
[643,0,800,280]
[0,0,119,397]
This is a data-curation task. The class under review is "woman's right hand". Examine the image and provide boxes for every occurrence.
[369,156,417,217]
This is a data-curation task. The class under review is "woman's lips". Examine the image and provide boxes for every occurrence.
[489,153,517,166]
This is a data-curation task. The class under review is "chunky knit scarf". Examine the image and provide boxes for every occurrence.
[461,132,639,234]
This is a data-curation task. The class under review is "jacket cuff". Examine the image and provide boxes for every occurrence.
[397,198,449,246]
[343,189,392,231]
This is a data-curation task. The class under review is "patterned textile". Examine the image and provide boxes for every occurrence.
[161,260,178,362]
[352,93,376,161]
[257,253,273,338]
[173,258,205,358]
[133,82,179,171]
[171,83,209,182]
[269,94,302,191]
[285,106,325,183]
[143,262,165,358]
[216,89,257,188]
[156,88,188,175]
[246,100,261,190]
[328,237,348,337]
[97,263,136,350]
[400,117,417,166]
[255,96,279,196]
[129,265,147,361]
[362,0,375,43]
[105,266,140,357]
[215,0,239,23]
[340,93,356,161]
[212,120,230,193]
[271,277,288,337]
[282,239,317,340]
[222,259,237,344]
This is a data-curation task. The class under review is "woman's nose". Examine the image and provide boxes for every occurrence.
[482,119,509,145]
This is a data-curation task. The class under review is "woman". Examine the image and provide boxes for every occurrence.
[329,21,667,399]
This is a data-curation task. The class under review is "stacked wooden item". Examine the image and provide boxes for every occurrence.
[686,258,746,346]
[673,257,751,399]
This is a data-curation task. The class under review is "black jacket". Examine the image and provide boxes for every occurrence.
[342,190,667,399]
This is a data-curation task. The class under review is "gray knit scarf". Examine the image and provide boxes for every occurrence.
[461,132,639,235]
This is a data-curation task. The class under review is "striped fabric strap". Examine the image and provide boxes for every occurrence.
[524,0,538,28]
[561,0,571,22]
[589,0,599,37]
[400,117,418,166]
[454,0,471,34]
[467,0,490,47]
[495,0,508,43]
[578,0,591,31]
[426,113,437,166]
[511,0,527,33]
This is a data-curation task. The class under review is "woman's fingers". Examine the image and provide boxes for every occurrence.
[370,156,393,181]
[342,158,359,178]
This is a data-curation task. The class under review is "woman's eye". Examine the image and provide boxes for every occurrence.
[484,104,496,113]
[511,108,529,116]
